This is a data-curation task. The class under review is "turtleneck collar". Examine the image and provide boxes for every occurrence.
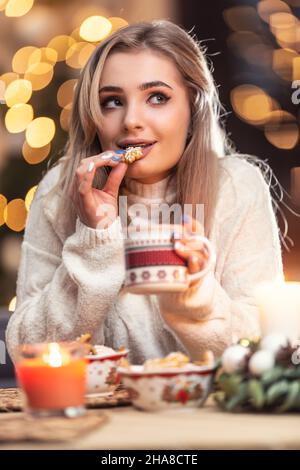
[121,172,176,201]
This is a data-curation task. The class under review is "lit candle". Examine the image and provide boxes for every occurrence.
[255,281,300,344]
[15,342,87,418]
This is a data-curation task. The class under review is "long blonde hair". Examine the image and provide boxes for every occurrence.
[45,20,289,243]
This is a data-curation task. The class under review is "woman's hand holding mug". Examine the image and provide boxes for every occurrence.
[172,215,215,287]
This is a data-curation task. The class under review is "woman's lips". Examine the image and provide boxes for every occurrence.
[140,142,156,158]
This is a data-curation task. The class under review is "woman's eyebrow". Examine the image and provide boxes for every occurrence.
[99,81,173,93]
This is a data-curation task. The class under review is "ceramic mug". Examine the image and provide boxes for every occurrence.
[122,224,215,294]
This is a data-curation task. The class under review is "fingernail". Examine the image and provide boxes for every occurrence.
[101,151,115,161]
[87,161,95,172]
[115,149,126,155]
[111,155,122,162]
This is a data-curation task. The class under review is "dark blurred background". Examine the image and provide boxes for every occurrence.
[0,0,299,315]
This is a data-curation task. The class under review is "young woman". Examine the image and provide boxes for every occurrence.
[6,20,283,363]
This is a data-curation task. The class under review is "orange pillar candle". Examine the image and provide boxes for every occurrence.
[15,343,87,417]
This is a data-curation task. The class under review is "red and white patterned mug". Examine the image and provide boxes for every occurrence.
[122,224,215,294]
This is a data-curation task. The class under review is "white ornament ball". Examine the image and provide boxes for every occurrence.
[249,350,275,376]
[221,345,249,374]
[260,334,288,355]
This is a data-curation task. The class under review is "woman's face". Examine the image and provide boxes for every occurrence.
[98,49,191,184]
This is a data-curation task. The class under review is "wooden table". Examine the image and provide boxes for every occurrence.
[1,397,300,450]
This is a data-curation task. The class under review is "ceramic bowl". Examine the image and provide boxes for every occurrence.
[86,347,128,396]
[118,363,216,411]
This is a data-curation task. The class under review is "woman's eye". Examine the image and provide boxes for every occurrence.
[101,97,122,109]
[149,93,170,105]
[100,93,170,109]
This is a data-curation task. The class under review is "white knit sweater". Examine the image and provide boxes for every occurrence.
[6,156,284,363]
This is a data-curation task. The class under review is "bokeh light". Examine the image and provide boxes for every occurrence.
[65,42,95,69]
[264,110,299,149]
[257,0,291,24]
[231,85,274,125]
[24,62,54,91]
[12,46,39,74]
[5,0,34,18]
[271,13,300,50]
[70,27,81,42]
[3,199,27,232]
[275,24,300,51]
[57,79,77,108]
[25,185,37,210]
[71,6,110,31]
[25,117,55,148]
[47,35,76,62]
[4,79,32,107]
[5,104,33,133]
[109,17,129,33]
[0,73,20,104]
[60,103,72,132]
[0,72,19,87]
[28,47,58,67]
[272,48,297,81]
[8,296,16,312]
[79,15,112,42]
[270,12,299,47]
[0,194,7,227]
[22,141,50,164]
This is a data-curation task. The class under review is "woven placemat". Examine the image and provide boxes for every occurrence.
[86,388,131,408]
[0,388,22,412]
[0,411,108,442]
[0,387,131,412]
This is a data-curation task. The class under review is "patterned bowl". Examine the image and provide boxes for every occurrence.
[85,347,128,396]
[118,363,216,411]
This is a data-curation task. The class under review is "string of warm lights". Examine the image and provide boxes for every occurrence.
[1,1,300,309]
[0,1,128,309]
[224,0,300,151]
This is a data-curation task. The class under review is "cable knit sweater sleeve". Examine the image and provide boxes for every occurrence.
[6,166,125,360]
[158,158,284,360]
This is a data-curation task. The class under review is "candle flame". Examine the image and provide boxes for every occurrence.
[43,343,63,367]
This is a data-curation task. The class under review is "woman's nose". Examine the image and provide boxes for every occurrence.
[123,103,144,131]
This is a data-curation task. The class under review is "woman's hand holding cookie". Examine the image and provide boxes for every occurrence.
[71,151,128,230]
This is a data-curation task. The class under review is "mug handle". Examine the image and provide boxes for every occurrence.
[185,236,216,285]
